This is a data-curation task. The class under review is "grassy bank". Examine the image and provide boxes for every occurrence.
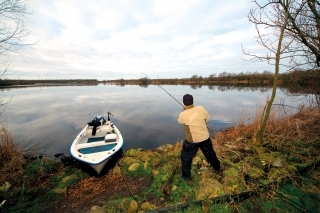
[0,106,320,213]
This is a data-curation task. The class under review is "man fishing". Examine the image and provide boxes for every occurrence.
[178,94,222,180]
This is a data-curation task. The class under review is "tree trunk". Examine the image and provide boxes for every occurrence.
[255,0,290,145]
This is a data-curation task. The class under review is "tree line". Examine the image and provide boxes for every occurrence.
[105,69,320,86]
[0,79,98,87]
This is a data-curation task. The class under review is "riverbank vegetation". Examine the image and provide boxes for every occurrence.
[0,79,99,87]
[104,69,320,87]
[1,105,319,212]
[1,69,320,89]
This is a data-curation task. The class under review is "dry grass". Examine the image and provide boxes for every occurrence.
[0,126,24,185]
[212,105,320,164]
[215,105,320,144]
[265,106,320,145]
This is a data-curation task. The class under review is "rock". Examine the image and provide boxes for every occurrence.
[53,187,67,194]
[222,168,246,193]
[89,206,106,213]
[151,170,159,177]
[128,163,140,172]
[121,157,141,166]
[197,177,225,200]
[272,157,286,168]
[127,200,139,213]
[125,149,137,157]
[137,151,150,162]
[0,182,11,192]
[140,201,157,211]
[171,185,177,191]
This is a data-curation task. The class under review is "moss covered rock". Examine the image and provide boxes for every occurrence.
[222,168,247,194]
[136,151,150,162]
[128,163,141,172]
[125,148,137,157]
[196,178,225,200]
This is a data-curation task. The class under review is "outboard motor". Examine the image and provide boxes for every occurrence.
[87,115,105,135]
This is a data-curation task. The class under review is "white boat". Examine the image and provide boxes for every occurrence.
[70,112,123,174]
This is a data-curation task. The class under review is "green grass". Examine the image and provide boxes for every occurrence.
[1,160,87,213]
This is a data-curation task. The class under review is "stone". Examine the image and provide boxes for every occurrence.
[136,151,150,162]
[0,182,11,192]
[128,163,140,172]
[140,201,157,210]
[53,187,67,194]
[197,177,225,200]
[89,206,106,213]
[121,157,141,166]
[151,170,159,177]
[127,200,139,213]
[126,149,137,157]
[272,157,286,168]
[222,169,246,194]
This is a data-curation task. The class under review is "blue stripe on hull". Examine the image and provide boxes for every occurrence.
[79,144,117,154]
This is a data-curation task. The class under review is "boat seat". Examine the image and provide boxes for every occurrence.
[105,134,117,142]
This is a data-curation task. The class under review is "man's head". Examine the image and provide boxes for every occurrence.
[183,94,193,106]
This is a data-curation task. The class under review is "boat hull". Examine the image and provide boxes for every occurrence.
[70,121,123,174]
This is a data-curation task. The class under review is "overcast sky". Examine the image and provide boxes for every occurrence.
[7,0,273,80]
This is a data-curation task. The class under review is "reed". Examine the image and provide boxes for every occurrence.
[0,126,24,185]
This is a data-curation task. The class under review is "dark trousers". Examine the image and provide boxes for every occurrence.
[181,138,220,179]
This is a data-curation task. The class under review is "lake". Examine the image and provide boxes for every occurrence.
[0,84,309,157]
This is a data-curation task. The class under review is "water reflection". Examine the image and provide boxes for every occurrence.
[0,84,309,157]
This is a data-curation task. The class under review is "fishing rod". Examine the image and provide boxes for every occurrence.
[140,72,184,107]
[140,72,215,135]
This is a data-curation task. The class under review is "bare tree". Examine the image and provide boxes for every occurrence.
[0,0,35,113]
[243,0,291,144]
[285,0,320,67]
[0,0,34,78]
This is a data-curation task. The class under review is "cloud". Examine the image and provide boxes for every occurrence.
[7,0,273,80]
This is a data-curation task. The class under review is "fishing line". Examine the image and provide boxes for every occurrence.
[140,72,184,107]
[139,72,215,135]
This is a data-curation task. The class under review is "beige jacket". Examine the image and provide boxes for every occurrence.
[178,104,210,143]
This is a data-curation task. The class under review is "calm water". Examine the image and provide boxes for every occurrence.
[0,84,308,157]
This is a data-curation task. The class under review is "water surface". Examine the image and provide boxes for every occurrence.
[0,84,307,156]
